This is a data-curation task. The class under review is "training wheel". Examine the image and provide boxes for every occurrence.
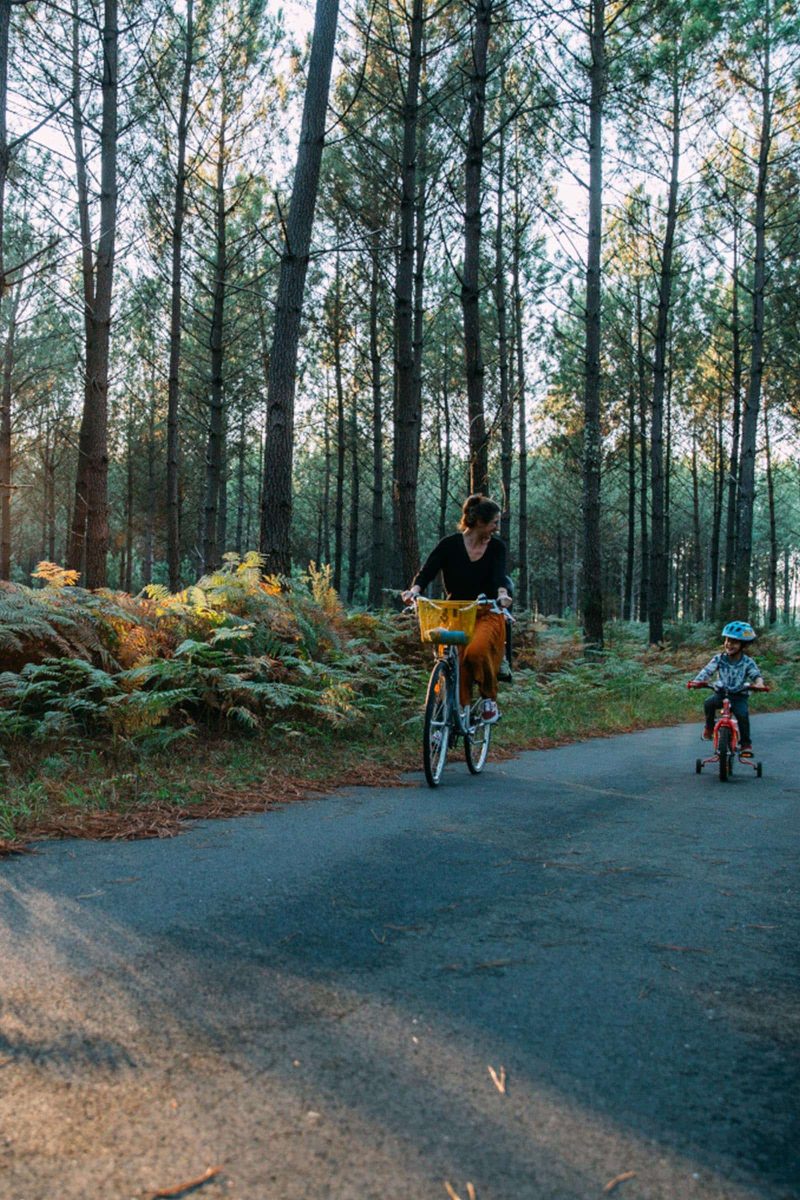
[695,758,703,774]
[756,762,763,778]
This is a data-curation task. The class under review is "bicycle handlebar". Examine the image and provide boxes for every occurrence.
[403,594,514,621]
[687,680,770,692]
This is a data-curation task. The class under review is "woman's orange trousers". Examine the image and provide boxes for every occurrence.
[459,610,506,706]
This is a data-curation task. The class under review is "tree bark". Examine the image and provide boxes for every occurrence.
[260,0,340,575]
[0,0,11,300]
[512,143,528,609]
[764,398,777,623]
[580,0,605,646]
[636,280,649,622]
[722,216,743,614]
[734,1,772,615]
[648,68,681,644]
[495,97,512,550]
[367,230,384,607]
[332,260,345,593]
[203,107,227,573]
[624,380,636,621]
[393,0,423,586]
[347,380,359,604]
[709,378,724,616]
[68,0,117,588]
[462,0,491,495]
[166,0,194,592]
[0,281,19,579]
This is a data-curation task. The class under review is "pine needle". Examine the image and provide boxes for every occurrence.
[487,1064,507,1093]
[603,1170,637,1193]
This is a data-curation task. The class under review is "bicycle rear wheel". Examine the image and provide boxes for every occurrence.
[464,703,492,774]
[718,726,731,782]
[423,660,451,787]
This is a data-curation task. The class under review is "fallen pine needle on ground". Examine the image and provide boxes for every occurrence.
[147,1165,222,1198]
[487,1064,506,1093]
[444,1183,476,1200]
[603,1170,637,1193]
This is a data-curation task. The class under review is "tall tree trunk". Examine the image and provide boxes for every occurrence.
[764,398,777,624]
[648,68,681,644]
[0,0,11,300]
[124,404,133,592]
[624,380,636,621]
[367,231,384,607]
[143,392,156,586]
[166,0,194,592]
[0,282,19,579]
[636,281,649,622]
[260,0,340,575]
[722,218,743,614]
[347,382,359,604]
[495,97,512,549]
[332,258,345,593]
[691,427,703,620]
[512,144,528,609]
[203,108,227,573]
[709,378,724,616]
[235,398,246,556]
[393,0,423,586]
[438,345,451,541]
[68,0,117,588]
[217,419,228,559]
[580,0,605,646]
[462,0,491,494]
[734,2,771,615]
[67,0,97,575]
[322,372,331,563]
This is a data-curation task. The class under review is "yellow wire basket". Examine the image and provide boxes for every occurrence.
[416,597,478,645]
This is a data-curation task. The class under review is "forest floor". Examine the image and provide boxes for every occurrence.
[3,627,799,854]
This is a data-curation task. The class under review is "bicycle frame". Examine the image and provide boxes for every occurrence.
[411,595,508,786]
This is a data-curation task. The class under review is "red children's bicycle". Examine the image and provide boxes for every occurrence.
[687,681,768,782]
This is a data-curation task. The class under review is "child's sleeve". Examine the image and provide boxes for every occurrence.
[693,655,719,683]
[744,657,763,684]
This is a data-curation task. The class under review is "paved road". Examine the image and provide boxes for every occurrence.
[1,713,798,1200]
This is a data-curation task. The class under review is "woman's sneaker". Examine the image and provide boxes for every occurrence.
[482,699,500,724]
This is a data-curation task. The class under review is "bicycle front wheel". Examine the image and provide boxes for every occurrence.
[464,704,492,774]
[718,726,731,782]
[423,660,451,787]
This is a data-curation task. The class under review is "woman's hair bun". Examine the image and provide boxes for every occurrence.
[459,493,500,530]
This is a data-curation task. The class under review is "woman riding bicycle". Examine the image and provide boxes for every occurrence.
[402,494,511,724]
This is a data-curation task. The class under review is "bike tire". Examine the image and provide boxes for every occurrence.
[464,704,492,774]
[423,660,451,787]
[718,726,731,782]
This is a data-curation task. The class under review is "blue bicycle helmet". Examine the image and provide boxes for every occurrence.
[721,620,757,642]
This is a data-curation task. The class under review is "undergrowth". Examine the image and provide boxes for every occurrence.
[1,560,798,847]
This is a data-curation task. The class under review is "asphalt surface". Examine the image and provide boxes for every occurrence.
[1,712,798,1200]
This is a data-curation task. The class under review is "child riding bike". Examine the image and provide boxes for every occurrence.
[690,621,767,758]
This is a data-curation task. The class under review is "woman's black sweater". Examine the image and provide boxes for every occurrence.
[412,533,507,600]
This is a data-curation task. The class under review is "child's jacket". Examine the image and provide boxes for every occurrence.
[693,652,761,692]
